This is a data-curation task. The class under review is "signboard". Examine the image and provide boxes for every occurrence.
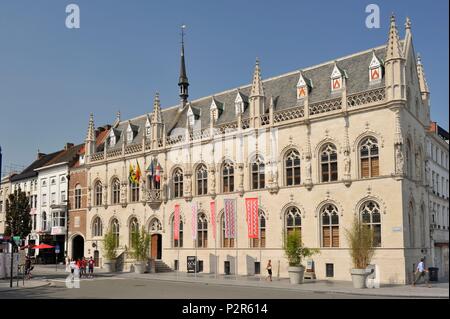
[55,244,60,254]
[51,226,65,235]
[13,236,20,245]
[187,256,197,273]
[392,227,402,233]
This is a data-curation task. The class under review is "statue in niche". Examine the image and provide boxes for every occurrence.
[343,150,351,176]
[395,145,404,175]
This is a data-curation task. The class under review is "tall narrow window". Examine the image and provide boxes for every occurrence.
[92,217,103,237]
[321,204,339,247]
[173,217,183,248]
[197,213,208,248]
[285,207,302,238]
[360,137,379,178]
[94,181,102,206]
[408,202,415,247]
[42,212,47,231]
[222,161,234,193]
[173,168,183,198]
[74,185,82,209]
[406,140,413,178]
[221,213,234,248]
[320,144,338,182]
[251,156,265,190]
[360,201,381,247]
[196,165,208,195]
[285,149,301,186]
[111,219,120,248]
[250,210,266,248]
[130,181,139,202]
[129,217,139,248]
[112,178,120,204]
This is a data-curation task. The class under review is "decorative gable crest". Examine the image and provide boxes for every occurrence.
[145,115,151,137]
[369,50,383,82]
[296,71,312,99]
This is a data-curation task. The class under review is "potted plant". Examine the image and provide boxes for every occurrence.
[283,230,319,284]
[130,226,151,274]
[102,230,118,272]
[345,215,375,288]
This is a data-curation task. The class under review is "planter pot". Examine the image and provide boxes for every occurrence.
[134,261,146,274]
[288,266,305,284]
[351,268,368,288]
[103,259,116,273]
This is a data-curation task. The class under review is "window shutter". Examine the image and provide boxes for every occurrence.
[322,227,330,247]
[371,157,379,177]
[361,158,370,178]
[332,226,340,247]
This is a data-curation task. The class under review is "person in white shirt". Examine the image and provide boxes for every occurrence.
[412,258,431,287]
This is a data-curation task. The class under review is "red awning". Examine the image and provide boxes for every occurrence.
[33,244,55,249]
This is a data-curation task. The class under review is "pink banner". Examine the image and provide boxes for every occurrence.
[210,200,216,240]
[174,204,180,241]
[245,198,259,239]
[224,198,236,238]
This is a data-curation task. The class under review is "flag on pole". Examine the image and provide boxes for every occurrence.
[155,163,161,183]
[191,201,198,240]
[245,198,259,239]
[135,160,142,184]
[147,159,155,179]
[210,200,216,240]
[128,163,135,184]
[224,198,236,238]
[174,204,180,241]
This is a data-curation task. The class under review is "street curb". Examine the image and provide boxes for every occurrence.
[0,281,51,293]
[113,274,449,299]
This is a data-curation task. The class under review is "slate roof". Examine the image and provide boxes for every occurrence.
[94,44,389,154]
[10,151,64,182]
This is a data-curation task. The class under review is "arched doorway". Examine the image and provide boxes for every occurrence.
[151,234,162,259]
[72,235,84,260]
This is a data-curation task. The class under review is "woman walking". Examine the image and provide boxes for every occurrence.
[265,260,272,282]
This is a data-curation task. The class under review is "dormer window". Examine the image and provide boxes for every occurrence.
[330,63,346,92]
[145,117,151,137]
[109,129,117,147]
[296,71,312,100]
[369,51,383,83]
[127,131,133,143]
[126,122,138,143]
[210,97,224,121]
[187,105,200,128]
[234,91,248,115]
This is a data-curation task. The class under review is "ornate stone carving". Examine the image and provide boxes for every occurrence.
[237,163,244,196]
[395,145,404,176]
[120,182,127,207]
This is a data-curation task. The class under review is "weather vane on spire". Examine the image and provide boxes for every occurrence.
[181,24,186,45]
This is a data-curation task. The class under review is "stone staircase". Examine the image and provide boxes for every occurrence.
[154,260,173,273]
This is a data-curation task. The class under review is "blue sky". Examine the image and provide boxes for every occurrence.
[0,0,448,173]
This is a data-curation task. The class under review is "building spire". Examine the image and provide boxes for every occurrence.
[250,57,265,97]
[85,113,95,142]
[386,14,403,61]
[152,92,162,123]
[416,54,429,94]
[178,24,189,106]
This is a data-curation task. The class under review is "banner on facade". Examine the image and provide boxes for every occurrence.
[174,204,180,241]
[210,200,216,240]
[224,198,236,239]
[191,202,198,240]
[245,198,259,239]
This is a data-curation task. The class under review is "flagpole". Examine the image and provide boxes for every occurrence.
[214,202,217,279]
[235,198,238,280]
[259,195,262,282]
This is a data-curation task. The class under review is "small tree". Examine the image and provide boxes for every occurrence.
[283,230,319,267]
[345,215,375,269]
[102,230,118,260]
[5,188,31,239]
[130,227,151,262]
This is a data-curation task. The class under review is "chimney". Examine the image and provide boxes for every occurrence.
[37,152,46,159]
[64,143,74,150]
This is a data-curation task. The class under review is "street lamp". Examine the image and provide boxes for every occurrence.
[65,173,70,264]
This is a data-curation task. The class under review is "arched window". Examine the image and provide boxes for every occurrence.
[173,168,183,198]
[111,219,120,248]
[222,161,234,193]
[285,149,301,186]
[94,181,102,206]
[420,204,425,247]
[130,181,139,202]
[321,204,339,247]
[42,211,47,231]
[196,165,208,195]
[285,206,302,238]
[74,184,82,209]
[360,201,381,247]
[408,202,415,247]
[406,139,413,178]
[148,218,162,233]
[360,137,379,178]
[221,212,234,248]
[250,210,266,248]
[129,217,139,248]
[320,143,338,182]
[251,155,265,190]
[111,178,120,204]
[92,216,103,237]
[172,216,183,248]
[197,213,208,248]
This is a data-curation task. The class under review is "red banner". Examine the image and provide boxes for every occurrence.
[245,198,259,239]
[210,200,216,240]
[174,204,180,241]
[224,199,236,238]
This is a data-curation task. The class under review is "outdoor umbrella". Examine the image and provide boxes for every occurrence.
[20,244,35,250]
[33,244,55,249]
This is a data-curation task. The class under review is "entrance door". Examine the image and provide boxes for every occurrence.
[94,250,99,267]
[72,235,84,260]
[151,234,162,259]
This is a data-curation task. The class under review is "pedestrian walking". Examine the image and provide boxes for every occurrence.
[88,256,95,278]
[80,257,87,278]
[69,258,76,282]
[25,256,33,280]
[265,260,272,282]
[412,257,431,288]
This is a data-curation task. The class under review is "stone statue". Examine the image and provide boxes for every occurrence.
[185,175,192,195]
[396,146,404,174]
[305,157,312,180]
[344,151,351,176]
[120,182,126,203]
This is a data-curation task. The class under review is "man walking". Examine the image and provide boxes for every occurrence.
[412,258,431,288]
[88,256,95,278]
